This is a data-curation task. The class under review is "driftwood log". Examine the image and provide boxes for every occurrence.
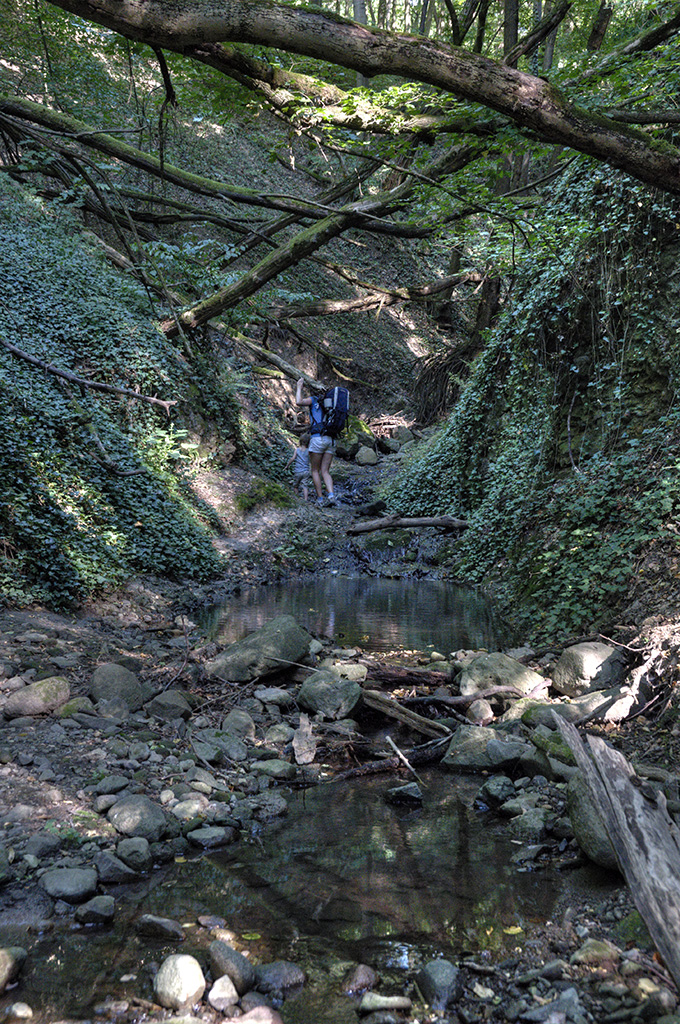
[556,716,680,990]
[361,689,452,738]
[347,514,468,535]
[364,664,451,688]
[333,736,450,781]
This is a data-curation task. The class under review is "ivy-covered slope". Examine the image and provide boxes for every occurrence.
[386,167,680,640]
[0,175,249,607]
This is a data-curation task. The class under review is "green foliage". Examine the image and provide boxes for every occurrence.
[235,480,295,513]
[0,174,242,608]
[387,164,680,639]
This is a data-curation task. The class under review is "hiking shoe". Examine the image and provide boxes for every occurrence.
[316,497,325,507]
[325,494,338,506]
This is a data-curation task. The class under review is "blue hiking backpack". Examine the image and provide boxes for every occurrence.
[310,387,350,439]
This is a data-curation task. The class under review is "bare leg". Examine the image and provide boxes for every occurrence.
[320,451,334,496]
[309,452,324,498]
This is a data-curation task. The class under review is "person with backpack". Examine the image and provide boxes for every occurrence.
[295,377,349,507]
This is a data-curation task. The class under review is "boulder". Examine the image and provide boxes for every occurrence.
[459,653,546,700]
[107,794,168,842]
[567,771,620,871]
[552,642,628,697]
[136,914,186,940]
[94,851,138,883]
[355,446,379,466]
[116,837,152,873]
[254,961,305,994]
[154,954,205,1010]
[40,867,98,904]
[204,615,312,682]
[208,975,240,1011]
[441,724,534,772]
[75,895,115,925]
[4,677,70,719]
[209,940,256,995]
[250,759,296,781]
[144,690,193,721]
[297,669,362,720]
[222,708,257,739]
[193,728,248,762]
[186,826,237,849]
[477,775,516,807]
[416,959,462,1010]
[89,663,144,711]
[0,947,27,992]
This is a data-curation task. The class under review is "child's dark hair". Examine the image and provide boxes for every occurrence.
[300,432,311,446]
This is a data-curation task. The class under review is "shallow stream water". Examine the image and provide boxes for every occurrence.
[0,581,615,1022]
[201,577,509,655]
[3,773,616,1023]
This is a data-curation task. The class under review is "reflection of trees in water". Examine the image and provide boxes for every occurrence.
[206,579,506,653]
[201,777,558,952]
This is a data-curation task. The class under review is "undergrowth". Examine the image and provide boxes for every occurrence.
[0,175,253,608]
[386,166,680,640]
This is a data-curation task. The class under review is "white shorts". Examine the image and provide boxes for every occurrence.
[309,434,335,454]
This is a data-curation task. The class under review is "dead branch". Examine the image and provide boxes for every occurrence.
[361,688,452,738]
[556,716,680,991]
[0,335,177,413]
[348,514,468,534]
[332,735,450,781]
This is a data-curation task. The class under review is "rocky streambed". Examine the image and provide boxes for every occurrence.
[0,590,680,1024]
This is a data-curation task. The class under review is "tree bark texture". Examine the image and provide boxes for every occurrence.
[42,0,680,193]
[556,716,680,991]
[347,514,468,533]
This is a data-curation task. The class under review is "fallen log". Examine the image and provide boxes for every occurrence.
[361,688,452,738]
[332,736,450,781]
[347,514,468,535]
[364,664,451,688]
[556,716,680,991]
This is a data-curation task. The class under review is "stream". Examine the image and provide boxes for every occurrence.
[200,577,509,655]
[7,774,616,1023]
[0,580,618,1022]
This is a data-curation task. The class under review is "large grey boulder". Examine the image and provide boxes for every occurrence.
[4,677,70,719]
[89,663,144,711]
[567,771,619,871]
[0,947,27,992]
[40,867,98,904]
[441,724,534,772]
[297,669,362,720]
[107,794,168,842]
[154,954,205,1010]
[204,615,312,682]
[459,653,546,699]
[552,642,628,698]
[144,690,192,721]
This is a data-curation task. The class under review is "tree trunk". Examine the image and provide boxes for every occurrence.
[42,0,680,195]
[557,717,680,991]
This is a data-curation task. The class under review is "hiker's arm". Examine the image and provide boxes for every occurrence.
[296,378,312,407]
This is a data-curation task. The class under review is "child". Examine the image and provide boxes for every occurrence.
[286,432,311,501]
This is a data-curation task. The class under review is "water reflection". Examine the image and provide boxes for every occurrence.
[201,578,507,654]
[0,774,617,1024]
[204,773,558,957]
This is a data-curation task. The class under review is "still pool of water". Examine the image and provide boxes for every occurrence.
[1,773,617,1023]
[201,577,508,655]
